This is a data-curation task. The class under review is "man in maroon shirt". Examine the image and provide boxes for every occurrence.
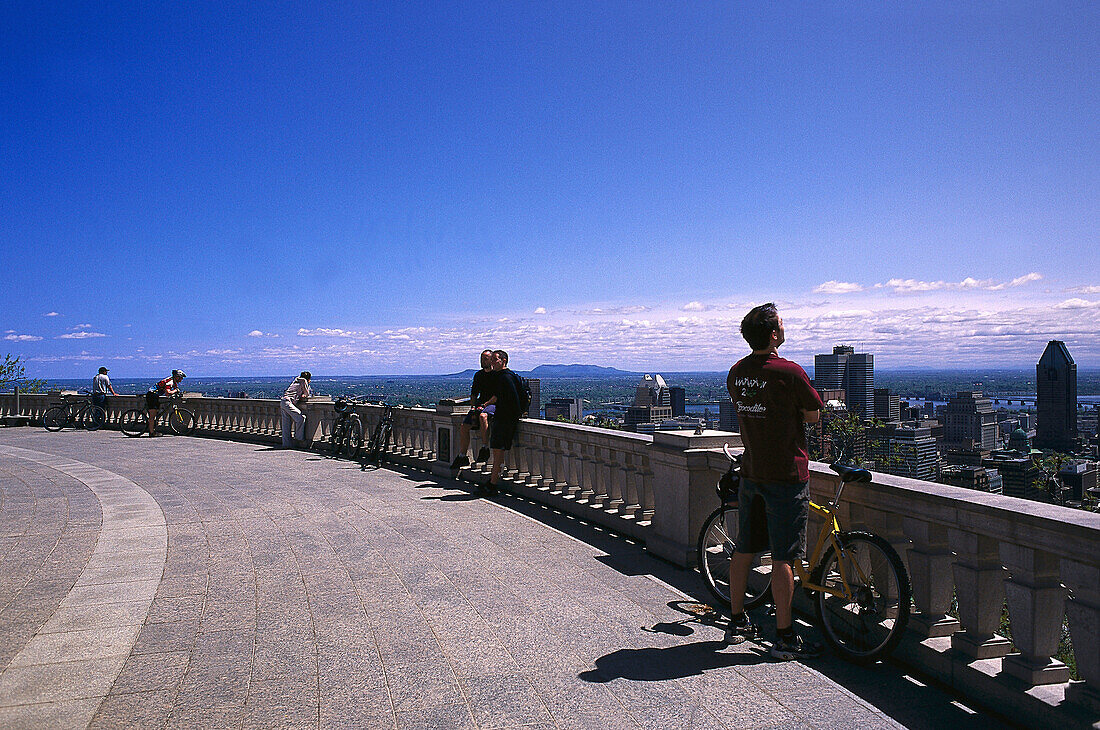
[725,303,823,660]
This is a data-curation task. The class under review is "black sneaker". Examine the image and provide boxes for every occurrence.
[483,482,498,496]
[723,614,758,645]
[770,631,823,660]
[450,455,469,469]
[476,447,491,463]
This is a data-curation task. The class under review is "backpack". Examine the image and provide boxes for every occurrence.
[515,375,532,417]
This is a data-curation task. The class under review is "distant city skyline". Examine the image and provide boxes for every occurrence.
[3,4,1097,378]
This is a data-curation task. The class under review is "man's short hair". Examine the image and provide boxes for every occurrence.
[493,349,509,365]
[741,303,780,350]
[300,371,311,380]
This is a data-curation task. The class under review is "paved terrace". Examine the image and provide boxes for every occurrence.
[0,429,1016,729]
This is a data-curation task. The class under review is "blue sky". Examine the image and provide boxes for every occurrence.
[2,2,1097,377]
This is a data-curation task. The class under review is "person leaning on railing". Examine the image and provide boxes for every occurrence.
[91,366,118,413]
[280,371,312,449]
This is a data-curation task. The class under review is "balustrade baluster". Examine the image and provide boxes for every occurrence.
[902,518,960,638]
[1062,558,1100,712]
[1000,544,1070,685]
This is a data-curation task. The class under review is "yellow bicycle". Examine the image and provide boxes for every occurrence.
[698,444,911,663]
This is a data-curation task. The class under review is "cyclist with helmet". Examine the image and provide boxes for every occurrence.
[146,369,186,436]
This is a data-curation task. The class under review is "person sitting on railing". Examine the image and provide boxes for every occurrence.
[146,369,185,437]
[91,366,118,413]
[451,350,494,469]
[480,350,524,496]
[280,371,312,448]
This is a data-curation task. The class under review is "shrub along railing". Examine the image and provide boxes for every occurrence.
[1,390,1098,727]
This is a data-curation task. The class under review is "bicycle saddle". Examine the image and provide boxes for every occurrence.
[830,463,873,483]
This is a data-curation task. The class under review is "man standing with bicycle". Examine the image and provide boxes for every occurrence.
[146,369,185,437]
[725,303,823,659]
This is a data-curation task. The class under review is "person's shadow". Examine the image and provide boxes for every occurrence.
[579,640,770,683]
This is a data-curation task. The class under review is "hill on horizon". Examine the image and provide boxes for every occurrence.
[441,363,642,379]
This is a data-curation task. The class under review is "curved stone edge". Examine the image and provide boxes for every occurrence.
[0,445,167,729]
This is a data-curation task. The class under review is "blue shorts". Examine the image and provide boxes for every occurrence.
[734,478,808,563]
[462,405,495,427]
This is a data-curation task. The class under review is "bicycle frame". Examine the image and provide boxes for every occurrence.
[789,480,869,601]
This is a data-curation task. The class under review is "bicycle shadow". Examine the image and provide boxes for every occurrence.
[580,640,770,683]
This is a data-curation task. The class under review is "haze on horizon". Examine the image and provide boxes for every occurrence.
[2,3,1097,379]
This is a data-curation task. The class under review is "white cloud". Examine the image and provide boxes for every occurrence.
[681,301,706,312]
[1055,298,1099,310]
[533,307,547,315]
[819,310,873,320]
[296,327,363,338]
[883,273,1044,294]
[56,331,106,339]
[43,311,59,317]
[814,281,864,294]
[4,334,43,342]
[1068,285,1100,295]
[72,323,92,330]
[248,330,279,338]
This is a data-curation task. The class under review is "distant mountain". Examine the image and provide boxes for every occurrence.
[440,364,641,379]
[526,364,640,378]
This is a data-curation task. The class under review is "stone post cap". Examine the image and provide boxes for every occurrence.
[652,430,741,451]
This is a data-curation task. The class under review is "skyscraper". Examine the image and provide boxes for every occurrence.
[873,388,900,422]
[943,391,998,452]
[526,378,541,419]
[1035,341,1077,452]
[815,345,874,417]
[668,386,686,417]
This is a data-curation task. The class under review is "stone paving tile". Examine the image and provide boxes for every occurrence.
[110,650,191,694]
[90,689,177,729]
[148,595,205,624]
[166,704,245,729]
[385,657,466,713]
[459,673,554,729]
[8,625,137,667]
[0,696,102,729]
[131,618,201,654]
[395,702,477,730]
[0,656,122,704]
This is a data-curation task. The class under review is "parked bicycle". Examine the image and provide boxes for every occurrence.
[119,393,196,437]
[329,396,367,458]
[43,391,107,432]
[363,403,395,464]
[698,443,911,663]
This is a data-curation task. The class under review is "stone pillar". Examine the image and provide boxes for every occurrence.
[1062,558,1100,712]
[1000,544,1070,685]
[647,431,732,567]
[948,529,1011,659]
[903,518,960,638]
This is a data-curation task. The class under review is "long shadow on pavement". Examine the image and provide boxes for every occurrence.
[377,462,1019,730]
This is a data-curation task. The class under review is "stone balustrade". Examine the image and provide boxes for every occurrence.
[701,447,1100,728]
[2,390,1098,726]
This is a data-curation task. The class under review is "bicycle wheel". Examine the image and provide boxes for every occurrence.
[368,423,390,463]
[697,505,772,610]
[813,531,911,663]
[82,405,108,431]
[43,406,69,432]
[119,409,148,437]
[330,421,347,457]
[345,416,363,459]
[168,407,196,436]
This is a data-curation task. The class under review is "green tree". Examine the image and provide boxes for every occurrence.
[0,354,45,393]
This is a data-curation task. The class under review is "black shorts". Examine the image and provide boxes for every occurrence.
[145,392,160,410]
[489,417,517,450]
[734,478,808,563]
[462,408,483,428]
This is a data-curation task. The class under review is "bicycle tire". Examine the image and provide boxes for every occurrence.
[812,531,911,663]
[345,415,363,459]
[43,406,69,432]
[697,505,773,610]
[369,423,391,463]
[330,420,347,457]
[83,405,108,431]
[168,407,196,436]
[119,409,148,437]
